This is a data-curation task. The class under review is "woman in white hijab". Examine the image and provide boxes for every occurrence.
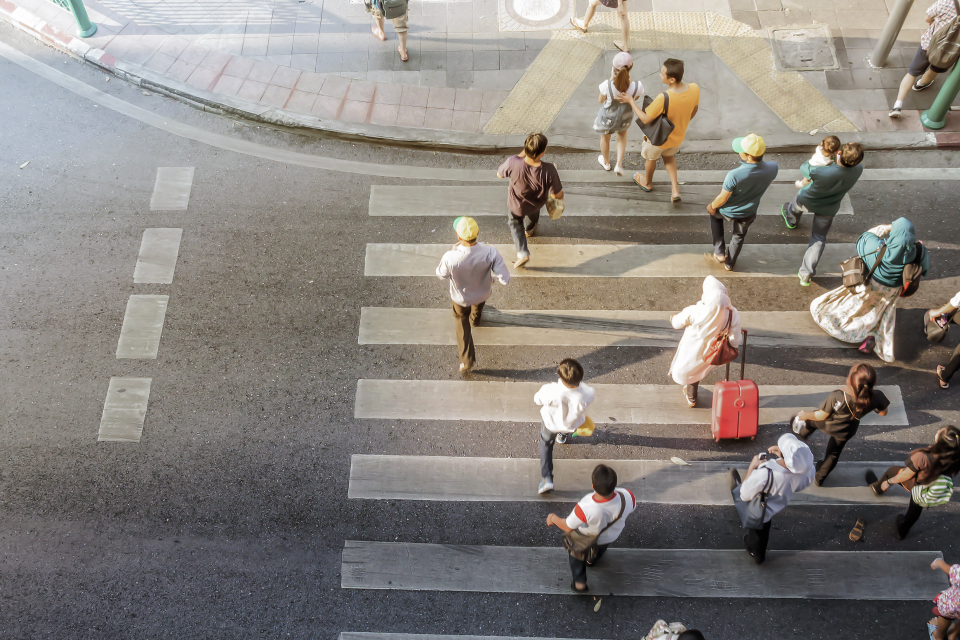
[669,276,743,407]
[729,433,815,564]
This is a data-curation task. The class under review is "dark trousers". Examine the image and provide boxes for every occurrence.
[539,424,556,479]
[709,212,756,268]
[870,465,925,538]
[744,519,772,564]
[783,194,835,277]
[943,341,960,381]
[798,420,850,484]
[507,210,540,257]
[569,544,608,584]
[452,300,484,367]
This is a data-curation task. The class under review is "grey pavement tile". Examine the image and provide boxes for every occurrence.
[446,50,474,71]
[368,36,398,55]
[446,32,474,51]
[420,51,446,71]
[883,49,907,69]
[295,70,327,93]
[248,60,280,83]
[454,88,483,111]
[157,35,191,58]
[845,48,872,69]
[480,109,495,129]
[347,79,378,102]
[473,15,498,32]
[424,106,454,130]
[499,50,527,69]
[419,13,448,31]
[469,69,504,90]
[270,22,297,36]
[474,50,500,71]
[315,52,344,72]
[125,39,168,66]
[421,0,447,16]
[261,84,294,107]
[732,10,761,29]
[223,55,255,78]
[236,78,269,101]
[396,105,426,127]
[245,20,272,36]
[471,33,499,51]
[427,86,457,109]
[272,66,303,88]
[420,69,448,86]
[317,33,346,52]
[319,74,352,97]
[285,89,320,113]
[419,35,448,52]
[835,9,887,29]
[368,70,421,84]
[524,31,551,51]
[879,68,905,89]
[799,70,827,90]
[166,59,199,83]
[342,54,369,72]
[851,68,887,90]
[400,83,430,106]
[825,69,856,90]
[368,51,398,71]
[370,102,400,125]
[498,34,524,51]
[341,99,372,122]
[295,20,323,35]
[199,49,232,72]
[242,35,270,56]
[447,70,475,88]
[820,89,862,111]
[289,52,317,71]
[728,0,757,9]
[374,82,404,104]
[897,30,924,47]
[268,35,295,55]
[213,73,245,97]
[857,87,898,110]
[144,51,178,75]
[293,34,321,54]
[247,55,271,63]
[185,65,221,91]
[341,72,371,83]
[446,4,473,26]
[753,0,782,9]
[481,89,508,112]
[840,28,872,50]
[312,94,344,117]
[217,36,245,56]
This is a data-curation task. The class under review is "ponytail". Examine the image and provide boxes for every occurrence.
[613,66,631,94]
[848,363,876,416]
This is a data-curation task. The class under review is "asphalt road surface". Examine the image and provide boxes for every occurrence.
[3,21,960,640]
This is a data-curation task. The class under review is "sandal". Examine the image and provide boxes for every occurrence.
[569,17,587,32]
[398,47,409,62]
[938,365,950,389]
[849,517,865,542]
[671,196,681,203]
[858,336,876,354]
[633,173,652,192]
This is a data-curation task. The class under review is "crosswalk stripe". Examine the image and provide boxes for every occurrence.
[342,635,572,640]
[368,185,853,217]
[116,295,169,359]
[364,243,855,278]
[358,308,844,348]
[149,167,195,211]
[348,455,914,506]
[340,541,945,599]
[98,377,152,442]
[354,380,907,426]
[133,228,183,284]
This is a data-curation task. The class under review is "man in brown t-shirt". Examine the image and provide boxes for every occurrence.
[497,133,564,268]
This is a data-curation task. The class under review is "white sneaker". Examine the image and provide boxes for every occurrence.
[791,415,802,434]
[538,477,554,494]
[614,165,623,176]
[598,155,611,171]
[514,254,530,268]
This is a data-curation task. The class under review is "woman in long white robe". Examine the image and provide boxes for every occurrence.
[669,276,742,407]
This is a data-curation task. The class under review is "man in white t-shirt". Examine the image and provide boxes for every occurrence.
[930,292,960,388]
[546,464,636,592]
[534,358,596,494]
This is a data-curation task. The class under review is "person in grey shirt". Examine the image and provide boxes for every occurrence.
[436,216,511,373]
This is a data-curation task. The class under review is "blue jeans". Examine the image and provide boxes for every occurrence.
[783,194,834,277]
[507,210,540,258]
[539,423,556,479]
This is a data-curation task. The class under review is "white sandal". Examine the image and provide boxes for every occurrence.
[614,164,623,176]
[598,154,611,171]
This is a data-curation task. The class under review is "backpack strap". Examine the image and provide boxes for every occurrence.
[597,491,628,537]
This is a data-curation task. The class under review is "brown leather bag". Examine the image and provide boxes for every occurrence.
[561,492,626,562]
[704,310,739,366]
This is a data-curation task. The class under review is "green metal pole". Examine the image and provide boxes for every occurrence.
[64,0,96,37]
[921,61,960,129]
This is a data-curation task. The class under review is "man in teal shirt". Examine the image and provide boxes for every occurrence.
[705,133,779,271]
[780,142,864,286]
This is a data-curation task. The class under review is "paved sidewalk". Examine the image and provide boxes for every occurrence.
[4,0,960,149]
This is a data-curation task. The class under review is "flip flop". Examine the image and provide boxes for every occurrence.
[938,365,950,389]
[849,517,865,542]
[569,17,587,32]
[633,173,652,192]
[398,46,409,62]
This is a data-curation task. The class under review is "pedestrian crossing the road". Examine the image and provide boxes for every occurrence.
[364,243,853,278]
[353,379,907,426]
[345,177,948,612]
[369,185,855,218]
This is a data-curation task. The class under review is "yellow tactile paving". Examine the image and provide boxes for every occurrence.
[483,10,858,135]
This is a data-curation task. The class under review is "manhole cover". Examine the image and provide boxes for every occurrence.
[771,26,839,71]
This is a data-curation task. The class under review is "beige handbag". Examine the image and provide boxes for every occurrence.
[547,194,565,220]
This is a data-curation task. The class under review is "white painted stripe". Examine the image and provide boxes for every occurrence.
[342,635,587,640]
[116,295,169,359]
[364,243,856,278]
[349,455,913,505]
[341,541,945,599]
[353,380,908,426]
[150,167,195,210]
[368,185,853,217]
[133,228,182,284]
[98,377,152,442]
[358,308,844,348]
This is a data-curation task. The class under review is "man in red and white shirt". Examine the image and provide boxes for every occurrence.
[546,464,637,592]
[890,0,959,117]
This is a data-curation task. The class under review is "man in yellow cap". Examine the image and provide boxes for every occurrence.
[704,133,778,271]
[436,216,511,373]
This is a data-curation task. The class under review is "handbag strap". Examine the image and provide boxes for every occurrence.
[760,467,774,497]
[596,491,627,537]
[660,92,669,118]
[863,242,887,285]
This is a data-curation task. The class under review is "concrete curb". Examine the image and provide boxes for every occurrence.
[0,2,940,154]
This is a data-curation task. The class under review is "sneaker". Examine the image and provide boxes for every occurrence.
[538,476,554,494]
[470,314,482,327]
[888,106,902,118]
[556,433,568,444]
[459,362,472,373]
[598,155,612,171]
[514,254,530,268]
[780,204,797,229]
[913,78,935,91]
[614,164,623,176]
[683,384,697,407]
[791,415,803,435]
[728,467,742,490]
[798,271,811,287]
[525,222,537,238]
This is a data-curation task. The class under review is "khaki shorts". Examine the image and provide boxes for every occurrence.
[370,7,409,32]
[640,136,679,161]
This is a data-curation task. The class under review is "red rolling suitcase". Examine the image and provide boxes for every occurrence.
[711,329,758,442]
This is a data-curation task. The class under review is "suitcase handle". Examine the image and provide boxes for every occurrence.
[724,330,748,382]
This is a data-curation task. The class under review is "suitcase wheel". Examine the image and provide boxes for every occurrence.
[750,436,755,440]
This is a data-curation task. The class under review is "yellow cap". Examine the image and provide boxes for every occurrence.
[453,216,479,241]
[733,133,765,157]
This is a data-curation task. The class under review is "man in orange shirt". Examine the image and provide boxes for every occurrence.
[618,58,699,203]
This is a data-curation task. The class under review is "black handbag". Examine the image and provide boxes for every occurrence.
[840,243,886,289]
[562,491,626,562]
[637,92,675,147]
